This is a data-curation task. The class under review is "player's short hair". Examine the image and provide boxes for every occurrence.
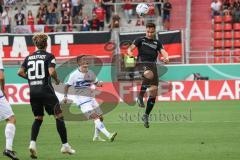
[32,32,48,49]
[146,23,156,29]
[77,55,89,66]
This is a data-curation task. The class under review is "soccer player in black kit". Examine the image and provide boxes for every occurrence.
[17,33,75,159]
[127,23,169,128]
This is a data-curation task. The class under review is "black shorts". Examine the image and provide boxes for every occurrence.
[30,94,62,117]
[136,62,159,86]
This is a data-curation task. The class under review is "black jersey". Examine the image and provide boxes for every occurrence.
[133,37,164,62]
[21,50,56,97]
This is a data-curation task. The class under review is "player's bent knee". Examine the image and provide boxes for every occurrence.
[149,85,158,97]
[6,115,16,124]
[143,70,154,80]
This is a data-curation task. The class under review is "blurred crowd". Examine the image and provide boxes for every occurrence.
[211,0,240,23]
[0,0,172,33]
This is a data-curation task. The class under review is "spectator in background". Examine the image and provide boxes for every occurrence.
[233,0,240,22]
[46,2,58,32]
[123,0,133,24]
[136,15,144,26]
[89,13,100,31]
[46,2,58,25]
[102,0,113,24]
[72,0,84,24]
[14,7,25,25]
[81,16,90,31]
[222,0,232,15]
[27,10,35,32]
[36,9,46,25]
[211,0,222,18]
[108,13,120,30]
[92,4,106,30]
[38,2,47,16]
[155,0,164,17]
[163,0,172,30]
[147,0,155,23]
[61,0,72,17]
[60,10,72,31]
[1,6,11,33]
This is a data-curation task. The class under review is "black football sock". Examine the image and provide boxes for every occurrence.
[145,96,156,115]
[139,79,150,98]
[56,117,68,144]
[31,119,43,141]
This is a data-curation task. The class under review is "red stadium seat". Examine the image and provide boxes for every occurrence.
[214,57,224,63]
[213,50,223,56]
[234,31,240,39]
[224,23,232,31]
[224,31,232,39]
[233,56,240,63]
[234,40,240,48]
[233,49,240,56]
[214,16,223,23]
[224,40,232,48]
[214,40,223,49]
[224,49,231,56]
[223,15,232,23]
[233,23,240,31]
[214,32,222,40]
[214,24,223,31]
[224,57,231,63]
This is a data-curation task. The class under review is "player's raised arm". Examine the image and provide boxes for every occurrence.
[160,48,169,64]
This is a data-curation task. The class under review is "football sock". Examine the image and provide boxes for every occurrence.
[94,126,100,138]
[139,79,150,98]
[145,96,156,115]
[5,123,16,151]
[56,117,68,144]
[31,119,43,141]
[94,119,110,138]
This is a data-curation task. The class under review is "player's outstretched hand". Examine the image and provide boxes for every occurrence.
[163,58,169,64]
[55,79,60,85]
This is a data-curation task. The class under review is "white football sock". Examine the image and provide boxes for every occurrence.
[93,126,100,138]
[5,123,16,151]
[30,140,36,148]
[62,143,70,148]
[94,119,110,138]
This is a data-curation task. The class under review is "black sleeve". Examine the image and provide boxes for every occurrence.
[47,54,56,68]
[21,57,28,71]
[133,37,142,47]
[157,40,164,52]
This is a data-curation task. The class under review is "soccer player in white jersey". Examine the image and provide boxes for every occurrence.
[63,56,117,142]
[0,57,19,160]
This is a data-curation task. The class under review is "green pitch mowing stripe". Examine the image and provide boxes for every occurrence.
[0,100,240,160]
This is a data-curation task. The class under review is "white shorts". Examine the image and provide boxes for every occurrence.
[75,96,102,119]
[0,96,14,121]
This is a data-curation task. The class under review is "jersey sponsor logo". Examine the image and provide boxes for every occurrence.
[142,41,157,50]
[75,80,92,88]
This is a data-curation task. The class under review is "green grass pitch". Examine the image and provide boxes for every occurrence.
[0,100,240,160]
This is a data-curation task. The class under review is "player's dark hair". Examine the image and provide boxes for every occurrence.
[146,23,156,29]
[77,55,89,66]
[32,33,48,50]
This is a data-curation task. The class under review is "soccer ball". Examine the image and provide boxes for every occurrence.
[136,3,149,16]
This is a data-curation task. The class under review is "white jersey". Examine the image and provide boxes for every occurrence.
[0,57,14,121]
[66,69,98,98]
[0,57,4,97]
